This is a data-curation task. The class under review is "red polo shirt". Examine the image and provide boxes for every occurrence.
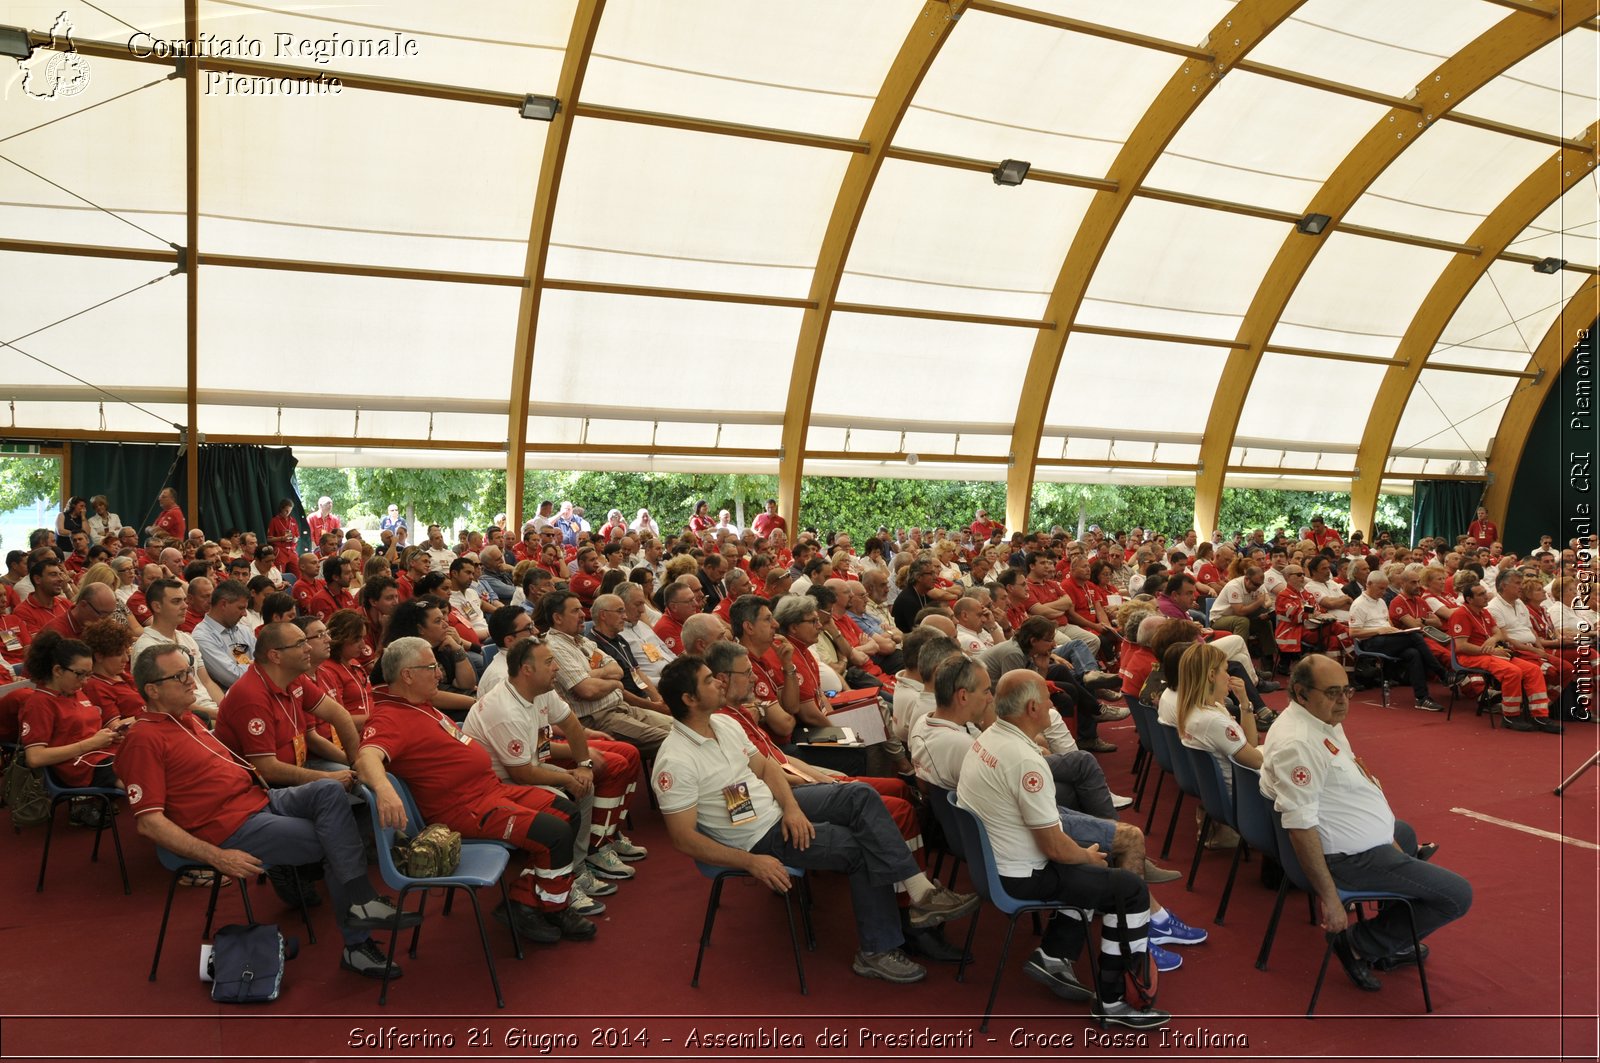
[119,712,267,846]
[215,664,315,767]
[154,505,186,540]
[292,578,323,611]
[1448,605,1496,646]
[1388,593,1431,627]
[570,571,602,610]
[360,692,500,817]
[15,593,69,640]
[654,613,685,655]
[305,584,356,623]
[125,590,152,625]
[83,672,145,724]
[20,688,112,786]
[42,608,87,641]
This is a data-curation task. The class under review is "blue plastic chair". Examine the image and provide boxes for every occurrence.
[1128,700,1172,834]
[925,782,966,891]
[1155,724,1198,859]
[946,792,1093,1033]
[690,847,813,995]
[1223,763,1274,928]
[1351,640,1402,707]
[1441,633,1501,725]
[148,845,316,980]
[358,774,523,1008]
[1183,744,1237,892]
[36,765,128,895]
[1270,809,1432,1017]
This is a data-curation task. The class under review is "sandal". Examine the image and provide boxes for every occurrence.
[179,869,216,887]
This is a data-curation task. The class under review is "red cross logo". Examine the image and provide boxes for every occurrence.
[508,739,524,757]
[656,770,674,793]
[126,784,143,805]
[247,718,266,736]
[1022,771,1044,794]
[1292,766,1311,787]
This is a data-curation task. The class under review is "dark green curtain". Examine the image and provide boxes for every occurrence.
[69,442,304,542]
[1504,315,1598,551]
[1410,480,1481,546]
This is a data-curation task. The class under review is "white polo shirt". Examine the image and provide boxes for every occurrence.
[1261,567,1287,598]
[462,681,571,784]
[621,620,675,683]
[1178,705,1246,795]
[1040,707,1078,755]
[956,719,1058,878]
[1486,595,1536,644]
[652,716,781,852]
[908,713,978,790]
[891,673,935,743]
[1348,593,1393,635]
[1305,579,1350,622]
[1260,702,1394,856]
[954,624,991,659]
[131,628,218,710]
[1211,576,1262,622]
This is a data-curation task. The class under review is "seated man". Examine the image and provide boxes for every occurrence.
[911,661,1193,955]
[477,604,535,698]
[119,643,419,979]
[616,583,675,683]
[1261,655,1472,989]
[191,579,258,692]
[354,636,592,944]
[1209,564,1275,667]
[650,655,978,984]
[131,578,223,721]
[540,590,672,753]
[956,670,1169,1030]
[305,556,357,624]
[15,554,70,643]
[1450,581,1556,733]
[1347,572,1447,712]
[447,557,491,644]
[216,621,362,791]
[464,638,637,918]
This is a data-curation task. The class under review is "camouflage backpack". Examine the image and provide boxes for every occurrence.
[391,822,461,878]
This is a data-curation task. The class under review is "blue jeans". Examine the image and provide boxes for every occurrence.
[222,779,376,946]
[748,781,917,955]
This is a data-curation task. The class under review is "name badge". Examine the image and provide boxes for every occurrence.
[722,781,756,824]
[231,644,251,666]
[292,731,307,767]
[641,642,663,662]
[537,724,553,763]
[1,627,19,652]
[590,650,605,669]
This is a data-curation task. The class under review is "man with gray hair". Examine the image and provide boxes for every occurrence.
[680,612,726,659]
[957,670,1170,1030]
[121,643,421,980]
[192,579,257,690]
[356,636,592,944]
[616,582,675,683]
[541,590,672,752]
[1348,571,1446,712]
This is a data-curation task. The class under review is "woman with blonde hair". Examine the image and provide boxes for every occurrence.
[1174,641,1261,796]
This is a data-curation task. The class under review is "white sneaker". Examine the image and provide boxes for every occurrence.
[586,847,636,880]
[610,833,648,862]
[578,867,617,897]
[1110,792,1134,810]
[568,879,606,917]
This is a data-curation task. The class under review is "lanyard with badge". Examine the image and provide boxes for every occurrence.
[404,699,472,746]
[255,666,309,767]
[712,726,758,825]
[593,630,648,690]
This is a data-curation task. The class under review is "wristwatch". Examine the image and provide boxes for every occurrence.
[577,759,594,769]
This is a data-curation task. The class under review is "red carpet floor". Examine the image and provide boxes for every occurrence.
[2,681,1597,1061]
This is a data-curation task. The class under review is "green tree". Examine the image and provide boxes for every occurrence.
[0,456,61,511]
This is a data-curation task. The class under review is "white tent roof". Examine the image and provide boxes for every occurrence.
[1,0,1595,521]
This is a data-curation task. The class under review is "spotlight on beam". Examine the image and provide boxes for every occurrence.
[520,94,560,121]
[1532,256,1566,274]
[0,26,33,61]
[1296,213,1331,236]
[992,159,1030,186]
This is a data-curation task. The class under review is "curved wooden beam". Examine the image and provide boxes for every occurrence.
[1349,121,1599,532]
[1192,3,1597,538]
[505,0,605,530]
[776,1,969,527]
[1479,274,1600,521]
[1003,1,1305,532]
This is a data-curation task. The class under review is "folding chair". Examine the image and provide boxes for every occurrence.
[1440,634,1501,725]
[148,847,316,980]
[1351,641,1401,707]
[946,793,1094,1033]
[690,855,813,995]
[358,775,523,1008]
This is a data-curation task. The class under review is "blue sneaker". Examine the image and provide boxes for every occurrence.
[1148,941,1182,972]
[1149,910,1208,946]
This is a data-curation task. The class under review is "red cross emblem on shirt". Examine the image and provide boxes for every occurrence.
[656,770,674,793]
[1291,766,1311,787]
[1022,771,1044,794]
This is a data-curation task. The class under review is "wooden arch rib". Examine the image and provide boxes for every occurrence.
[1479,274,1600,522]
[1002,1,1306,532]
[776,1,969,526]
[504,0,605,529]
[1191,2,1597,537]
[1349,122,1599,532]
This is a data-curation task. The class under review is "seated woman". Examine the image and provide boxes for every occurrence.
[80,618,145,724]
[1173,642,1262,797]
[320,608,375,731]
[19,632,125,825]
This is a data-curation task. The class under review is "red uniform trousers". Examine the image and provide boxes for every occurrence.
[552,738,639,848]
[441,784,577,911]
[1458,653,1549,718]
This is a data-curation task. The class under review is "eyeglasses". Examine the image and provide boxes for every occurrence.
[404,662,441,673]
[63,666,92,679]
[277,638,309,651]
[1312,685,1355,701]
[150,669,196,686]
